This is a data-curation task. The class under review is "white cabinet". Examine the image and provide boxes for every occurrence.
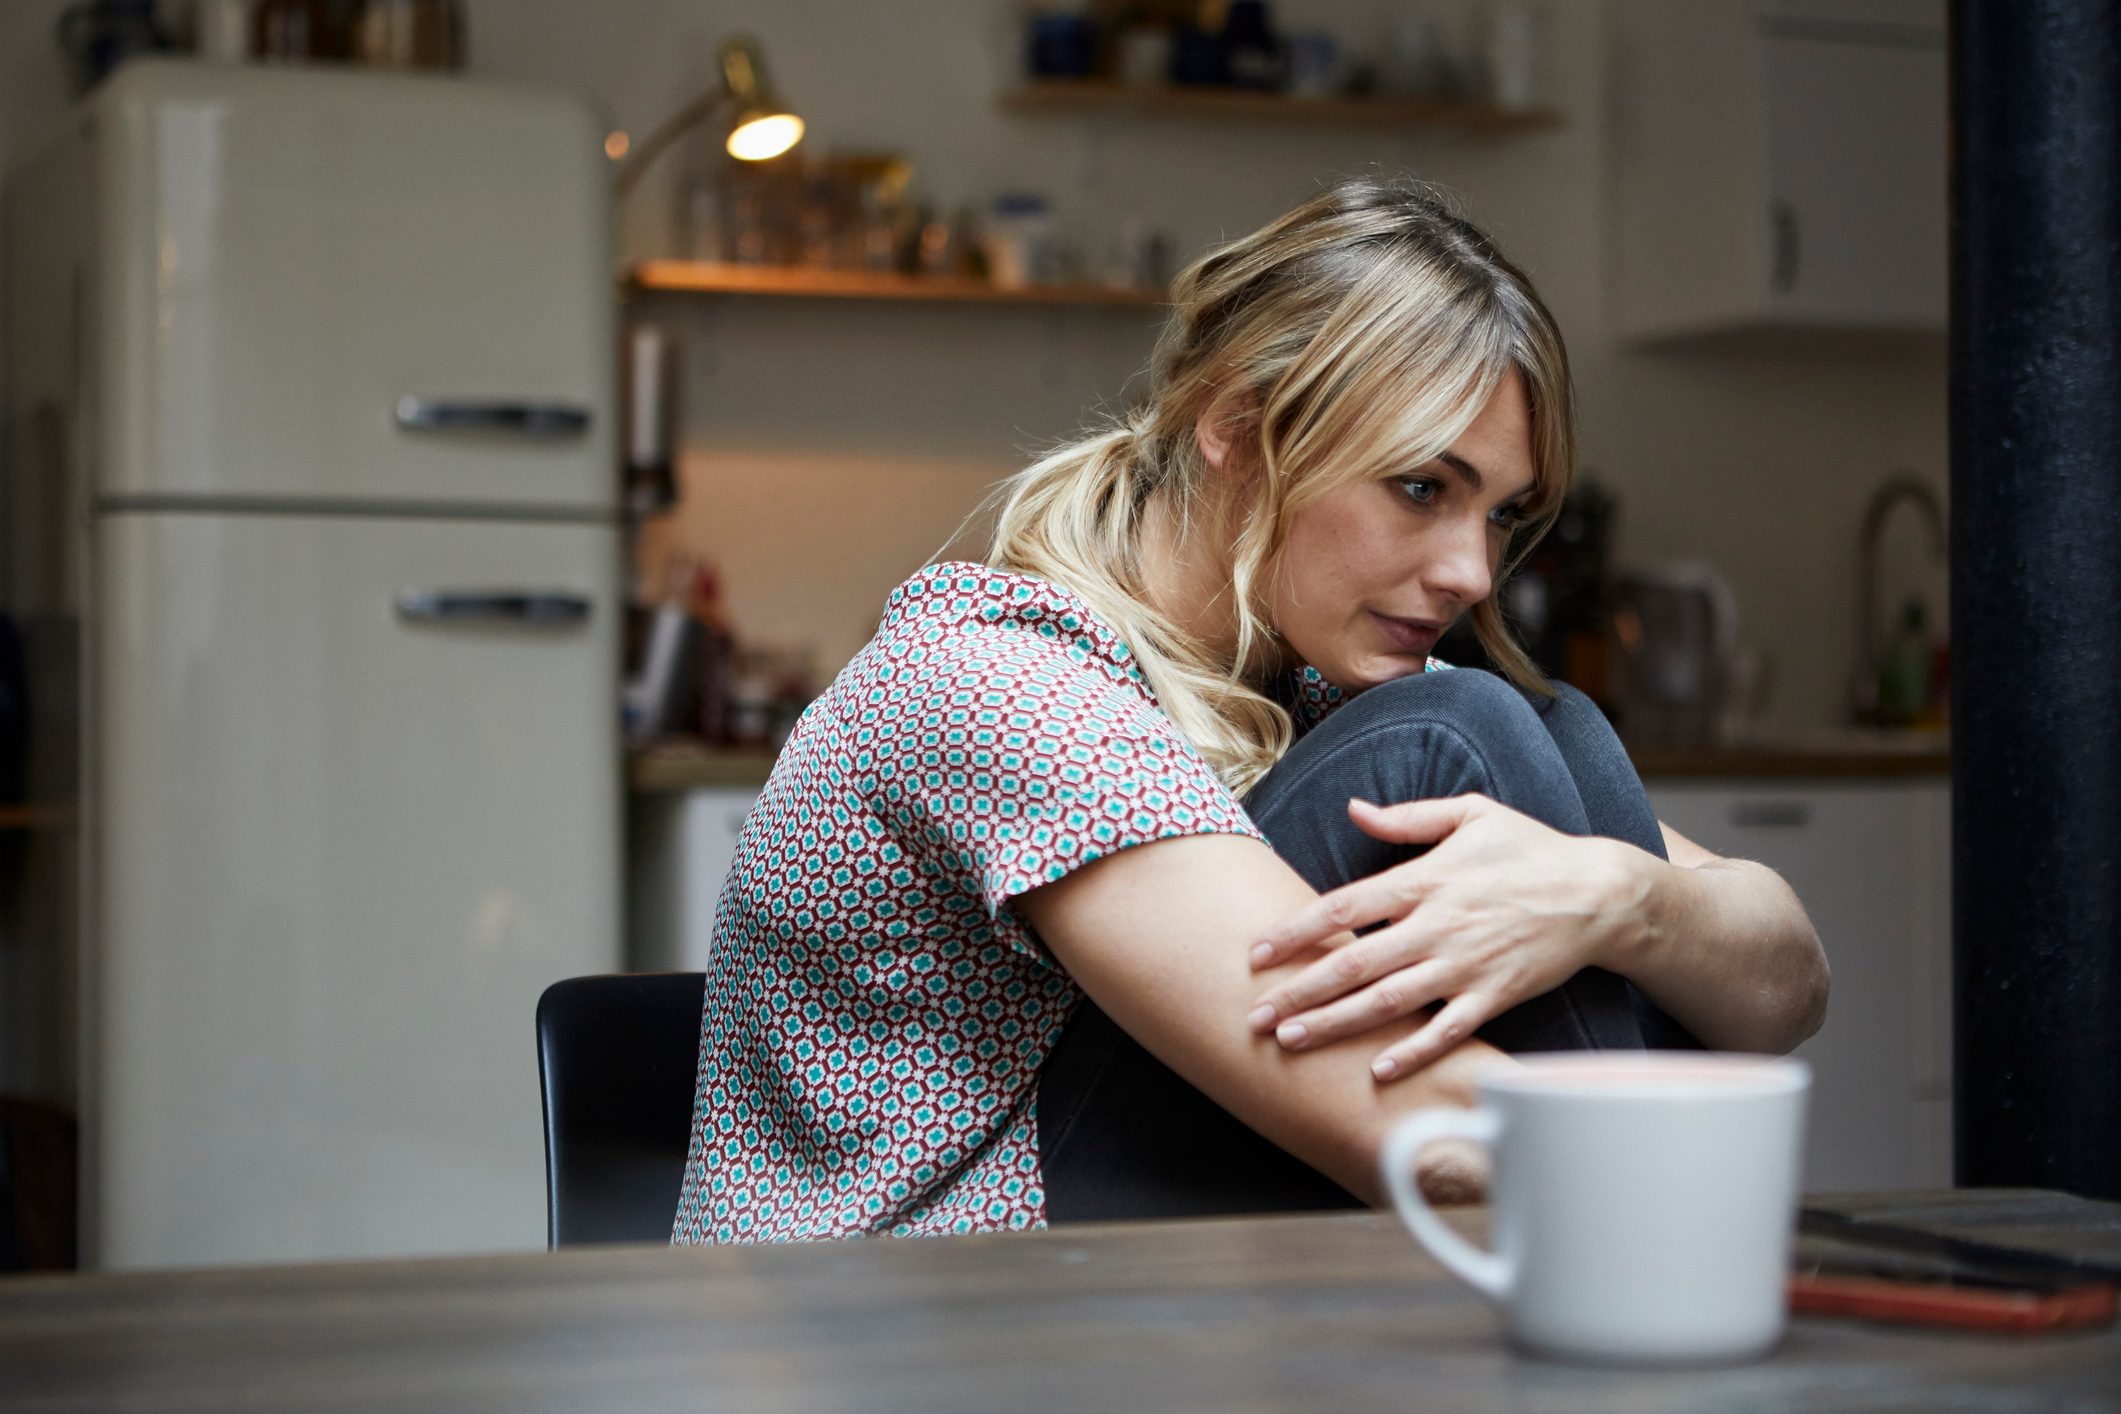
[626,786,759,973]
[1609,0,1947,342]
[1647,778,1950,1193]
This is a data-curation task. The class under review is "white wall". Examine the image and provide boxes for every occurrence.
[0,0,1950,730]
[464,0,1947,729]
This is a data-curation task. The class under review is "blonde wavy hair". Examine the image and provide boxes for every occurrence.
[984,176,1577,797]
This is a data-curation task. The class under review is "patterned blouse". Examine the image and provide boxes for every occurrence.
[670,561,1445,1243]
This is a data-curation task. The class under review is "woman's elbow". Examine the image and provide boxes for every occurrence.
[1783,928,1830,1050]
[1720,920,1828,1055]
[1344,1125,1490,1211]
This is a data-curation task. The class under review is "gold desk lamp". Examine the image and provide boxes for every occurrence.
[613,36,804,194]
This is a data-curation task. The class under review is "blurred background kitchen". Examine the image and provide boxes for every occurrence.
[0,0,1952,1273]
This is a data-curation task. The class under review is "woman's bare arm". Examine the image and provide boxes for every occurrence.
[1243,797,1828,1078]
[1014,831,1514,1206]
[1607,821,1829,1053]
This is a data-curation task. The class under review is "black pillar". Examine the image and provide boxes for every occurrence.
[1950,0,2121,1197]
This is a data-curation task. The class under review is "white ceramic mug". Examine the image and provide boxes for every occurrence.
[1382,1052,1811,1366]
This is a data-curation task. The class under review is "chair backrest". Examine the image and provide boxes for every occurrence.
[535,972,707,1248]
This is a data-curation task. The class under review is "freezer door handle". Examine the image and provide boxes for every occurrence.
[393,397,592,439]
[395,590,594,626]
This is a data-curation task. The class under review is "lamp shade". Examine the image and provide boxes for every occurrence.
[727,109,803,162]
[613,34,804,198]
[719,38,802,162]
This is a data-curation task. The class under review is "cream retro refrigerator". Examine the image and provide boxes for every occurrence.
[1,62,622,1268]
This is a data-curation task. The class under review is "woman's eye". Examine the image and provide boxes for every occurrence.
[1490,503,1528,529]
[1394,476,1442,506]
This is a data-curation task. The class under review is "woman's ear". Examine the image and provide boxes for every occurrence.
[1193,396,1251,479]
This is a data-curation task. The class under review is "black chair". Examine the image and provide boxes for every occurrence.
[534,972,707,1248]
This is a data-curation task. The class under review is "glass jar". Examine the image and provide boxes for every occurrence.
[254,0,338,62]
[350,0,460,70]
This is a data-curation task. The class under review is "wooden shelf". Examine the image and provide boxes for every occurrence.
[1627,728,1951,780]
[998,80,1564,133]
[629,262,1167,307]
[629,741,779,793]
[0,804,71,832]
[1627,745,1950,780]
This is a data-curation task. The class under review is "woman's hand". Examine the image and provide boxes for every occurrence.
[1246,794,1653,1082]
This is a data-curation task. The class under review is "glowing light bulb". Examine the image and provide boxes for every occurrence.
[726,113,803,162]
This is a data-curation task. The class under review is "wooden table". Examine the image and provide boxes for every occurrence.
[2,1208,2115,1412]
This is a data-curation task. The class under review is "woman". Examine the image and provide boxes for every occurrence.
[671,178,1827,1244]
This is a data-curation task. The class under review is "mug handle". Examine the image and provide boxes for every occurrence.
[1380,1107,1515,1303]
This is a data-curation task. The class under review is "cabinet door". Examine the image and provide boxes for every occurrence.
[627,787,758,973]
[1609,0,1946,340]
[1759,28,1947,329]
[1647,781,1951,1192]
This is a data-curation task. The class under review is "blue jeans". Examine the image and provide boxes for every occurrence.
[1037,669,1693,1222]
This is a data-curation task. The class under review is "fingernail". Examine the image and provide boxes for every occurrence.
[1371,1056,1399,1080]
[1276,1021,1309,1048]
[1249,942,1274,967]
[1247,1003,1277,1032]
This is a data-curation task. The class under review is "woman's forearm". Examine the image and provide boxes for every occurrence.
[1598,847,1829,1054]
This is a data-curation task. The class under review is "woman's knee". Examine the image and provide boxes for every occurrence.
[1346,667,1550,760]
[1530,679,1607,732]
[1522,679,1666,857]
[1535,678,1591,716]
[1257,669,1568,816]
[1246,666,1593,872]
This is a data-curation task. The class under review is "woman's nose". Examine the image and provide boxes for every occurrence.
[1423,521,1495,607]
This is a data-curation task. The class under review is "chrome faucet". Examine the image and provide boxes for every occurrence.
[1852,472,1947,725]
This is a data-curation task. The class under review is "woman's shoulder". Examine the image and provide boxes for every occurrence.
[880,560,1105,630]
[874,561,1146,686]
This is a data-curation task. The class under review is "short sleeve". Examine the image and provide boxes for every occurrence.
[863,609,1263,944]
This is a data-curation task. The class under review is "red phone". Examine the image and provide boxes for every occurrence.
[1793,1201,2121,1333]
[1789,1268,2118,1333]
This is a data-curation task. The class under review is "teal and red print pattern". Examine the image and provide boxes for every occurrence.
[1288,657,1454,734]
[670,563,1264,1243]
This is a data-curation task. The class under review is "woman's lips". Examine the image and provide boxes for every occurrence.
[1369,611,1442,656]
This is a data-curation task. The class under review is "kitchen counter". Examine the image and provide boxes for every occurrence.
[628,740,781,793]
[1627,731,1950,779]
[627,731,1951,793]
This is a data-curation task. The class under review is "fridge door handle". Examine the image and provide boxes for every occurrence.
[393,398,593,439]
[395,590,594,626]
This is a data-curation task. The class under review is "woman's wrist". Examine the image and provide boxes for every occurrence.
[1588,836,1677,979]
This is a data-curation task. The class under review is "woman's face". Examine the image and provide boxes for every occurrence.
[1263,369,1539,691]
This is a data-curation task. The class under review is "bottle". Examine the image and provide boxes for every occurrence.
[727,652,778,751]
[951,205,988,280]
[1877,599,1932,726]
[254,0,336,62]
[1221,0,1284,91]
[196,0,254,62]
[984,194,1053,289]
[624,325,678,519]
[351,0,459,69]
[687,567,737,746]
[1485,0,1546,110]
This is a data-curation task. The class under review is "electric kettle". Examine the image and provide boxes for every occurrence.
[1611,562,1740,746]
